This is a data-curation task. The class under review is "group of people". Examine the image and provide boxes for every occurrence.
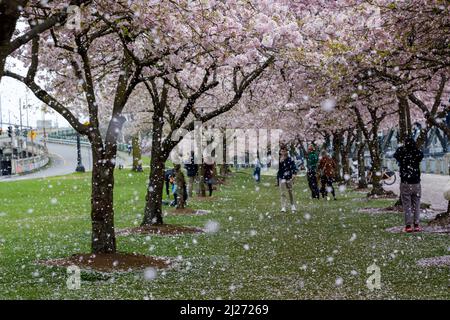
[275,136,425,233]
[305,145,337,201]
[164,154,216,209]
[162,136,424,233]
[276,144,338,213]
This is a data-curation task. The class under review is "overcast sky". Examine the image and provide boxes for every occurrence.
[0,58,69,130]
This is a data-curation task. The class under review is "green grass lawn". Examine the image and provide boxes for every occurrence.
[0,169,448,299]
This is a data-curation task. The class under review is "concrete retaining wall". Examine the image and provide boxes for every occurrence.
[12,154,49,174]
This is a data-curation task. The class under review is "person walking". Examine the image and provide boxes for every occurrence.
[184,153,198,197]
[277,145,298,213]
[203,158,215,197]
[393,136,424,233]
[318,150,337,200]
[253,157,261,183]
[306,144,320,199]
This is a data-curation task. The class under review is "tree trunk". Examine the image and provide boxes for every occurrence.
[332,132,343,181]
[368,141,384,195]
[199,164,206,197]
[341,147,350,175]
[219,131,229,177]
[398,94,409,144]
[341,131,353,184]
[357,143,367,189]
[405,102,412,136]
[219,164,228,176]
[141,100,168,225]
[142,150,166,225]
[91,149,116,254]
[395,95,412,205]
[0,1,27,79]
[356,130,367,189]
[132,134,143,172]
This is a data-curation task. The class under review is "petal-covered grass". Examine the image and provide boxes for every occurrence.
[0,169,448,299]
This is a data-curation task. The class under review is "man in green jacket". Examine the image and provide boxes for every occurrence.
[306,144,320,199]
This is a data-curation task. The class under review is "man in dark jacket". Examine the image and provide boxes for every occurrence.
[306,144,320,199]
[393,137,424,233]
[202,159,215,197]
[184,154,198,197]
[277,146,298,213]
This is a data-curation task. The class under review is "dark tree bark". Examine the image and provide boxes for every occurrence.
[199,164,207,197]
[410,75,449,145]
[341,128,355,184]
[219,129,230,177]
[353,105,388,196]
[142,153,166,225]
[332,131,343,182]
[90,144,116,253]
[0,0,27,79]
[142,91,167,225]
[406,102,412,136]
[88,111,125,254]
[367,140,384,195]
[356,129,367,189]
[397,94,411,144]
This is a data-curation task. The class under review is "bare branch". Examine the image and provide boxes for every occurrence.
[4,70,87,134]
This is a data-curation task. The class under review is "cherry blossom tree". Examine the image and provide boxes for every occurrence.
[137,0,291,225]
[4,1,190,253]
[0,0,91,79]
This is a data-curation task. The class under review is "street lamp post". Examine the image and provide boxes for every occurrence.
[75,133,85,172]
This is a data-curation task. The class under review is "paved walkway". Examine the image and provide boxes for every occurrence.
[384,173,449,211]
[1,143,133,182]
[263,168,449,211]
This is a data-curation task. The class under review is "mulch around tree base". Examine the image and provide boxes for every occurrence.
[429,212,450,227]
[166,208,196,214]
[359,208,395,214]
[367,190,398,199]
[164,208,211,216]
[385,225,450,234]
[417,255,450,268]
[384,203,432,212]
[38,252,171,273]
[116,224,204,236]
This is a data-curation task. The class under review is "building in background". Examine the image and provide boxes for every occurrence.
[36,120,55,130]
